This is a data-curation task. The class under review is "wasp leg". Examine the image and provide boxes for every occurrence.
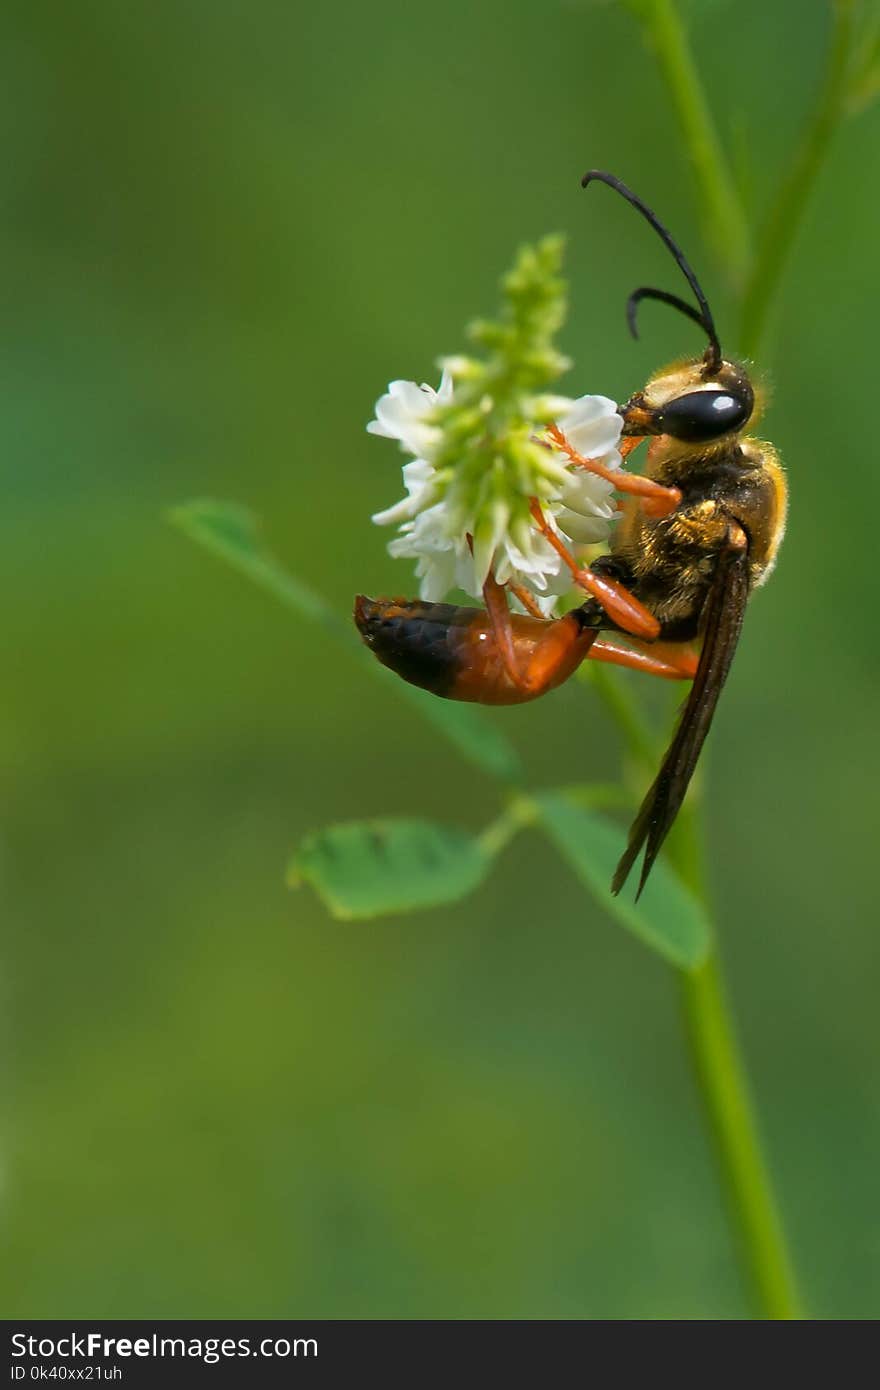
[507,578,546,620]
[519,614,599,698]
[619,436,645,461]
[589,636,698,681]
[481,570,523,686]
[466,533,546,659]
[354,595,597,705]
[482,569,593,693]
[528,499,661,641]
[548,423,681,518]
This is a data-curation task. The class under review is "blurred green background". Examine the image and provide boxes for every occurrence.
[3,0,878,1319]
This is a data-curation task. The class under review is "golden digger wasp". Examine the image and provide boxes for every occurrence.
[356,172,786,897]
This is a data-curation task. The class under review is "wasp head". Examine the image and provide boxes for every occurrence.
[620,356,755,444]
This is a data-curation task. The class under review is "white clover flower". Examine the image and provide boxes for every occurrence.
[369,372,622,615]
[366,237,624,616]
[386,502,473,603]
[370,457,438,527]
[557,393,622,460]
[366,368,454,461]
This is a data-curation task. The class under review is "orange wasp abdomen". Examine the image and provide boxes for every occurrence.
[353,595,595,705]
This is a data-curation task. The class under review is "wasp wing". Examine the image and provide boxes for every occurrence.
[612,538,751,899]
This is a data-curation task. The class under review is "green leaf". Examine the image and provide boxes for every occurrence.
[169,499,342,632]
[289,818,492,920]
[169,499,523,783]
[534,792,712,970]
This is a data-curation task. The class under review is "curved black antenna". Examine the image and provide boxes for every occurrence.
[581,169,722,371]
[626,286,707,341]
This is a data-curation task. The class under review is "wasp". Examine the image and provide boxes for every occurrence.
[355,172,786,897]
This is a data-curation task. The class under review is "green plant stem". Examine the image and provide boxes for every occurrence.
[595,668,802,1316]
[477,795,537,857]
[581,663,657,771]
[739,0,857,356]
[670,806,803,1319]
[480,783,630,858]
[680,958,803,1317]
[623,0,750,282]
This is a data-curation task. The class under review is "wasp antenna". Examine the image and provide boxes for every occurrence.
[581,170,722,372]
[626,286,708,342]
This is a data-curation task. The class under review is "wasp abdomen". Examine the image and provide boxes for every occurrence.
[354,597,470,698]
[354,595,592,705]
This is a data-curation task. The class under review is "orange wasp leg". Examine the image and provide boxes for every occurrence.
[503,581,695,682]
[481,569,598,697]
[465,535,534,686]
[481,570,524,686]
[507,578,546,620]
[520,616,598,696]
[547,423,682,519]
[618,436,645,461]
[528,498,661,641]
[472,535,594,699]
[589,636,698,681]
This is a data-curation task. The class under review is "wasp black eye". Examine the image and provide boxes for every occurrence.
[655,388,752,442]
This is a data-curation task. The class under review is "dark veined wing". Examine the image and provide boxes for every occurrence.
[612,532,751,899]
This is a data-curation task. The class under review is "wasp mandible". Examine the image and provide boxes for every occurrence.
[355,171,787,897]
